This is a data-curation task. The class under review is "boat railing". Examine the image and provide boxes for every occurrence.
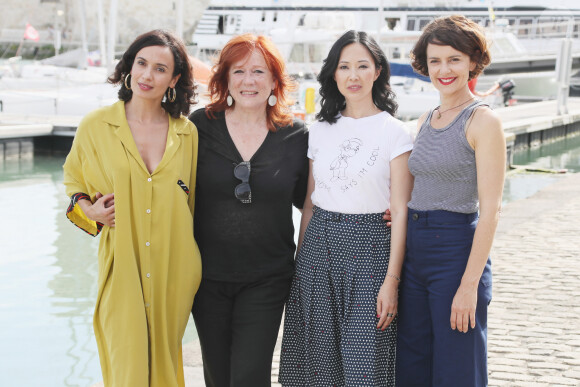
[492,19,580,57]
[499,19,580,41]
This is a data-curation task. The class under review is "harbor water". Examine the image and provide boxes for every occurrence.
[503,135,580,203]
[0,135,579,386]
[0,155,198,386]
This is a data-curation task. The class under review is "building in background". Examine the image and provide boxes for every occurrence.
[0,0,209,59]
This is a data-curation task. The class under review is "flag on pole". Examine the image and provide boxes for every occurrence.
[23,23,40,41]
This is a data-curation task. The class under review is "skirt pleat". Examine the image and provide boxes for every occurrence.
[280,206,396,386]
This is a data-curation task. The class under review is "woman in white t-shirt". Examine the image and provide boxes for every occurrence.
[279,30,414,386]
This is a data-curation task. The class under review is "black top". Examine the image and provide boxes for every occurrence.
[190,108,309,282]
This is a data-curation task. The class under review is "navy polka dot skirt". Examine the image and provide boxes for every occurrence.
[279,206,396,386]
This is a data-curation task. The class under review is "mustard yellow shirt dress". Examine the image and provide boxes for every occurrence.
[63,101,202,386]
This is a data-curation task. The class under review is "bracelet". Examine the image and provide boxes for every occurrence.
[386,272,401,282]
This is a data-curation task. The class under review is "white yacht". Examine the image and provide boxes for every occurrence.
[192,0,580,73]
[191,1,580,119]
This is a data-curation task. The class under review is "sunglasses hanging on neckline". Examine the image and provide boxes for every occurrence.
[234,161,251,204]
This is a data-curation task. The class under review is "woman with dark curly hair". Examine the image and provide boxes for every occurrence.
[279,30,413,386]
[63,29,200,386]
[396,15,505,386]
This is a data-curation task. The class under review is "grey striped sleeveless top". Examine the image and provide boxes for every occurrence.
[408,100,487,214]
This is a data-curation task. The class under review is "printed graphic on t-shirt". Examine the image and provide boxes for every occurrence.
[330,138,362,181]
[308,113,413,213]
[313,136,382,195]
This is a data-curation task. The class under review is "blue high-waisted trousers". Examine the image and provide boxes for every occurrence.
[396,208,492,387]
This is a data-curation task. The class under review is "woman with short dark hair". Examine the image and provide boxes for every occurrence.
[279,30,413,386]
[63,29,200,386]
[396,15,505,386]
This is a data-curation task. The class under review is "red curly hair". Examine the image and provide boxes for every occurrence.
[205,34,296,131]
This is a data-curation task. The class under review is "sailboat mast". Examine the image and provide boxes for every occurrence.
[176,0,184,41]
[97,0,107,68]
[377,0,384,42]
[77,0,89,69]
[107,0,118,75]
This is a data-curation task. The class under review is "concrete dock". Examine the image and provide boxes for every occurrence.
[486,171,580,386]
[2,98,580,162]
[175,171,580,387]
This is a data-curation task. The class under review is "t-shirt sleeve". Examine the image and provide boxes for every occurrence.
[306,121,320,160]
[389,121,414,161]
[292,123,309,209]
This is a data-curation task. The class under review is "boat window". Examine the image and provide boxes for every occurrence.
[309,44,326,63]
[298,14,306,26]
[386,18,399,31]
[274,12,278,23]
[289,44,305,63]
[419,18,431,31]
[391,47,401,59]
[470,17,482,25]
[537,17,569,38]
[224,15,238,34]
[407,18,416,31]
[517,18,535,37]
[218,16,224,34]
[262,12,266,22]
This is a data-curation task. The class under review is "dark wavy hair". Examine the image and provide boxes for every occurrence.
[205,33,296,131]
[411,15,491,80]
[316,30,397,123]
[107,29,196,118]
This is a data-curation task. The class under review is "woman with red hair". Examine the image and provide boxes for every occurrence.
[189,34,309,386]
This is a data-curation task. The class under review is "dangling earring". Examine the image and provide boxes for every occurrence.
[124,73,131,89]
[268,92,277,107]
[166,87,176,103]
[227,93,233,107]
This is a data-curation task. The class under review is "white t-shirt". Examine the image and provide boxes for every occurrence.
[308,111,414,214]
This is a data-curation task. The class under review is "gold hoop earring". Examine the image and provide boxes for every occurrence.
[166,87,176,103]
[124,74,131,89]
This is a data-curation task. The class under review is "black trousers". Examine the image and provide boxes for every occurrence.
[192,271,293,387]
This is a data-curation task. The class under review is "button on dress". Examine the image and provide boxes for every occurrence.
[63,101,202,387]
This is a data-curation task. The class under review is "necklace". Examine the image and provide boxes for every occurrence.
[435,97,474,119]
